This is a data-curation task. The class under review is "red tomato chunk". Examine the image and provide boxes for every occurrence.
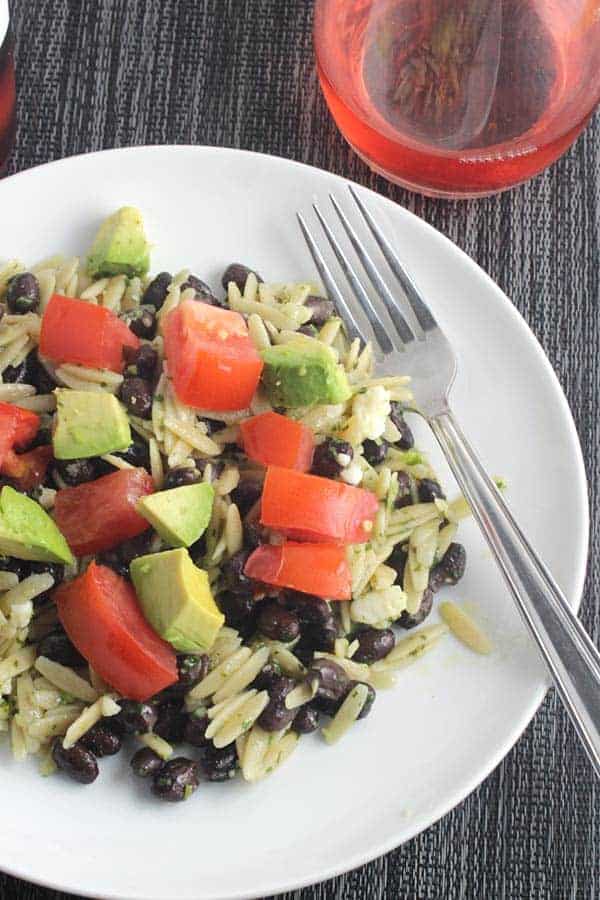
[0,402,40,468]
[39,294,139,373]
[53,467,154,557]
[1,445,53,491]
[244,542,351,600]
[240,411,314,471]
[260,466,379,544]
[164,299,263,411]
[56,562,177,701]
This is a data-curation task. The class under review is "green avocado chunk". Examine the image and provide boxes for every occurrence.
[137,483,214,548]
[86,206,151,279]
[0,486,74,564]
[261,341,351,408]
[130,548,224,653]
[53,389,131,460]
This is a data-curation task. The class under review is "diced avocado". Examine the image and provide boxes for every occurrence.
[137,483,214,548]
[86,206,151,278]
[130,548,224,653]
[261,341,351,408]
[0,486,74,564]
[53,389,132,460]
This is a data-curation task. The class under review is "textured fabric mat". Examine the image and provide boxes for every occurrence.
[1,1,599,898]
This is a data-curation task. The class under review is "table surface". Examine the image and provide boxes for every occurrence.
[1,1,599,898]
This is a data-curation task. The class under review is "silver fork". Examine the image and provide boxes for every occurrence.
[298,186,600,777]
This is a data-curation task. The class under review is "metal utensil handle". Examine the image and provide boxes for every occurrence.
[430,408,600,776]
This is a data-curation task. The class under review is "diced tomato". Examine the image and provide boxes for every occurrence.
[260,466,379,544]
[1,445,53,491]
[39,294,139,373]
[240,411,314,471]
[0,402,40,467]
[55,562,177,701]
[164,299,263,411]
[244,542,351,600]
[53,468,154,556]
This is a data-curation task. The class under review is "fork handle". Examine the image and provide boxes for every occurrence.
[430,408,600,776]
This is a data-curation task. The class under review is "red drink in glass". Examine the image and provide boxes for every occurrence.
[314,0,600,198]
[0,1,15,176]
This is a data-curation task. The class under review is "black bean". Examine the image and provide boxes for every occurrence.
[198,743,238,781]
[230,480,262,517]
[37,630,86,668]
[52,737,98,784]
[176,654,209,690]
[292,705,320,734]
[362,439,388,466]
[389,402,415,450]
[188,536,207,568]
[437,542,466,585]
[194,458,225,481]
[353,627,395,664]
[152,757,200,801]
[114,440,151,470]
[122,305,156,340]
[223,549,254,595]
[218,591,257,637]
[418,478,445,503]
[1,358,28,384]
[257,603,300,643]
[130,747,164,778]
[311,438,353,479]
[142,272,172,310]
[26,561,64,607]
[308,659,350,715]
[387,544,408,579]
[258,675,297,731]
[355,681,376,719]
[108,699,157,735]
[0,555,27,580]
[304,295,335,327]
[6,273,40,314]
[221,263,263,293]
[183,713,210,748]
[398,587,434,629]
[125,530,155,561]
[95,550,129,578]
[80,724,122,757]
[154,702,187,744]
[54,458,99,487]
[119,376,153,419]
[298,324,319,337]
[394,471,413,509]
[252,662,282,693]
[284,593,333,626]
[181,274,221,306]
[163,466,202,490]
[301,620,338,653]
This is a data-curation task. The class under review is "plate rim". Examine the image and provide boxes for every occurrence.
[0,144,590,900]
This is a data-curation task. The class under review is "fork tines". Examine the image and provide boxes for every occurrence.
[297,186,440,353]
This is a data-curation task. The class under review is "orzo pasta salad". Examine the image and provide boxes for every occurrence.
[0,207,471,799]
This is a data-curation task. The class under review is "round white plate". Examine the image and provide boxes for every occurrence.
[0,147,588,900]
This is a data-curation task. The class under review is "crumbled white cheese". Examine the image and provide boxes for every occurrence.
[340,461,363,486]
[350,586,407,627]
[344,386,391,446]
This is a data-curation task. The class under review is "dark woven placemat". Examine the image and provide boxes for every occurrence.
[1,1,599,898]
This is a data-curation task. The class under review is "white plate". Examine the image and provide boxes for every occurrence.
[0,147,588,900]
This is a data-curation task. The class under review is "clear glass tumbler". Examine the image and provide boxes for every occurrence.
[314,0,600,198]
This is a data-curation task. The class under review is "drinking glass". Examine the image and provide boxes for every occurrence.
[314,0,600,198]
